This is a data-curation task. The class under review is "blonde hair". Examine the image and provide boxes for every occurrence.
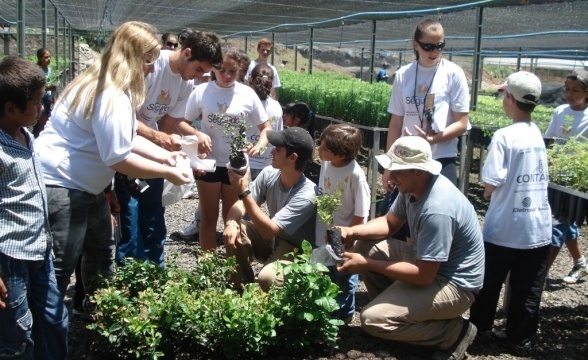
[58,21,160,120]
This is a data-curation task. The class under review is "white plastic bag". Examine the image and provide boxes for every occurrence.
[180,135,216,172]
[162,156,194,207]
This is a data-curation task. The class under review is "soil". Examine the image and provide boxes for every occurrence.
[65,163,588,359]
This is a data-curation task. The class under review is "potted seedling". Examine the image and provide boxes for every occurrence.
[220,113,249,175]
[315,188,344,261]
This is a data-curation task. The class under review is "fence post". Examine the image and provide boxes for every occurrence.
[370,130,380,219]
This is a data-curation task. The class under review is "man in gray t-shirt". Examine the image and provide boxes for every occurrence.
[224,127,318,292]
[338,136,484,360]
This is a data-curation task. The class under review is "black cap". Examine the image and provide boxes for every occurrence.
[267,127,314,162]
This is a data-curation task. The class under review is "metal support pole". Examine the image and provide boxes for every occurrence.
[62,16,66,73]
[448,48,453,61]
[271,32,275,66]
[54,7,58,70]
[369,20,376,84]
[17,0,24,58]
[244,36,247,53]
[398,51,403,67]
[471,7,483,111]
[3,27,10,56]
[370,130,381,219]
[309,28,313,75]
[294,44,298,71]
[41,0,47,48]
[360,48,364,81]
[69,24,73,82]
[516,47,521,72]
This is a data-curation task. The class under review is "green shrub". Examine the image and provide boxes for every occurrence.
[90,242,342,359]
[547,136,588,192]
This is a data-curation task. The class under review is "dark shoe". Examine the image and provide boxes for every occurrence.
[72,297,96,323]
[492,331,533,357]
[431,319,477,360]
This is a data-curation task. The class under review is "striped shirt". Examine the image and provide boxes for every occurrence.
[0,127,51,260]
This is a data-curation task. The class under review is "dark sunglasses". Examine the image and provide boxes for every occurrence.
[416,40,446,52]
[166,41,178,48]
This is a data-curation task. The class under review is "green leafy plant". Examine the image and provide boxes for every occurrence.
[547,136,588,192]
[219,113,249,170]
[269,240,344,351]
[88,243,343,359]
[315,188,343,227]
[315,189,345,257]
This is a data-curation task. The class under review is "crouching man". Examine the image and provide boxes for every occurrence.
[338,136,484,360]
[223,127,318,292]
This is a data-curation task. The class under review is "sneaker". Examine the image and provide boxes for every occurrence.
[562,264,588,284]
[179,221,199,239]
[431,319,477,360]
[492,331,533,357]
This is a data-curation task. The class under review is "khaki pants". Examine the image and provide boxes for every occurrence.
[225,220,297,292]
[354,239,475,350]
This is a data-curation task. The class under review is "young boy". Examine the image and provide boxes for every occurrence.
[0,56,68,359]
[315,124,371,323]
[544,70,588,284]
[469,71,552,357]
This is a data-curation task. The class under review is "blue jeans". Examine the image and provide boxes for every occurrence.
[47,186,114,297]
[0,251,68,360]
[328,266,359,320]
[115,178,166,267]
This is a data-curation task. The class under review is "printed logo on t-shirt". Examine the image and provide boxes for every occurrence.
[516,160,548,184]
[145,90,172,118]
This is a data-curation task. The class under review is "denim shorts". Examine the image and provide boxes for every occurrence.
[551,219,579,248]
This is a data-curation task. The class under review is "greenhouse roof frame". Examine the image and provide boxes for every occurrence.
[1,0,587,52]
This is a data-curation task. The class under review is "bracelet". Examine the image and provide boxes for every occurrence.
[238,189,251,200]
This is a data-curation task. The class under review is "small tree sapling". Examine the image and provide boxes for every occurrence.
[315,188,344,259]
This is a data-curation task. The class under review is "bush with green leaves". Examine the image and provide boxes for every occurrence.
[547,136,588,192]
[89,242,343,359]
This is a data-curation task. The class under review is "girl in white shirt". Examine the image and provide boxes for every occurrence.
[184,49,271,250]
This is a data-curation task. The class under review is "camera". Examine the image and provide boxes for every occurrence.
[115,173,150,198]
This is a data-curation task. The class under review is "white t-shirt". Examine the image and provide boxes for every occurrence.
[544,104,588,142]
[35,88,135,195]
[388,59,470,159]
[248,98,283,170]
[315,160,371,247]
[139,50,194,129]
[184,81,268,165]
[245,60,281,89]
[482,122,552,249]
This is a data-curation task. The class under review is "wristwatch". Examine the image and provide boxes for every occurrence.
[238,189,251,200]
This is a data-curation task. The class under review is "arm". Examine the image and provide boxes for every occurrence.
[483,182,496,200]
[110,153,190,185]
[408,111,468,145]
[247,121,271,157]
[136,120,181,151]
[160,116,212,156]
[131,135,180,166]
[227,168,281,240]
[338,252,441,286]
[349,215,366,227]
[223,199,247,251]
[339,211,405,247]
[0,277,6,308]
[382,114,404,190]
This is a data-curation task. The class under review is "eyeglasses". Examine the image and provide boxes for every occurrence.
[416,40,446,52]
[165,41,178,48]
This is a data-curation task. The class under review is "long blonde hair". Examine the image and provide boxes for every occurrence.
[58,21,160,119]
